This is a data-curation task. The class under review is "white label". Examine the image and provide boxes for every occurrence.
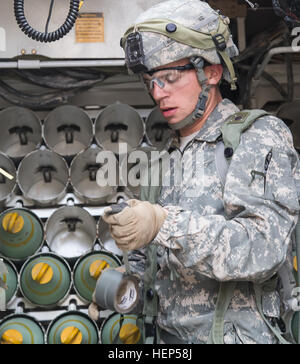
[0,27,6,52]
[117,281,138,311]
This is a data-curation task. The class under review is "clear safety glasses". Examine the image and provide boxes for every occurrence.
[142,63,194,93]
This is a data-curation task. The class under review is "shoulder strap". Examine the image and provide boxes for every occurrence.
[220,109,269,155]
[209,281,237,344]
[140,155,163,204]
[139,159,162,344]
[216,109,269,187]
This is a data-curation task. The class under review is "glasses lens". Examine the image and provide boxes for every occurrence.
[143,69,184,92]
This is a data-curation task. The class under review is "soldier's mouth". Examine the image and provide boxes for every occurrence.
[161,107,177,118]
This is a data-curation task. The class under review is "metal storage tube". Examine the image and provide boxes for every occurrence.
[0,59,126,69]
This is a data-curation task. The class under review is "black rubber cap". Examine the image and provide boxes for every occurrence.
[224,147,234,159]
[146,289,154,300]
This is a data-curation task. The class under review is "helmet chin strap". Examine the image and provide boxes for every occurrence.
[168,57,211,131]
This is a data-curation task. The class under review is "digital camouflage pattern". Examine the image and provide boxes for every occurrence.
[123,0,239,83]
[130,98,300,344]
[121,0,300,345]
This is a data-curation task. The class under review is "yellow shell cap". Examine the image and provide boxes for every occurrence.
[119,323,141,344]
[1,329,23,344]
[31,262,53,285]
[61,326,82,344]
[2,212,24,234]
[89,260,109,280]
[294,256,298,272]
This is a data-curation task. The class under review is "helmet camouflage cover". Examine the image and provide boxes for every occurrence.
[121,0,239,89]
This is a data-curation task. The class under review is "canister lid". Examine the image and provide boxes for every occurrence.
[89,259,109,280]
[73,251,121,302]
[2,212,24,234]
[1,329,23,344]
[119,323,141,344]
[60,326,83,345]
[31,262,54,285]
[0,314,45,344]
[47,312,99,344]
[20,253,71,306]
[0,208,44,260]
[100,313,142,344]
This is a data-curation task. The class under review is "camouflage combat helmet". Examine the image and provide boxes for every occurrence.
[121,0,239,130]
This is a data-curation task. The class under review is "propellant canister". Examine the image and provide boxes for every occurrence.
[73,250,121,302]
[0,208,44,261]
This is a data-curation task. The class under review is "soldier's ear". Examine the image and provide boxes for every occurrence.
[204,64,223,85]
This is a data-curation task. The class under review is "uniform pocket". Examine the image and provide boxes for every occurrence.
[223,322,244,344]
[248,148,272,198]
[266,149,299,212]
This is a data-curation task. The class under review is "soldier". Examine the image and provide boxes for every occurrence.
[101,0,300,344]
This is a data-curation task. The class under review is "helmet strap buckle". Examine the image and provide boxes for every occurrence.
[212,34,227,52]
[193,83,211,120]
[189,57,211,120]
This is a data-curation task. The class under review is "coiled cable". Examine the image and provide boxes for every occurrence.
[14,0,80,42]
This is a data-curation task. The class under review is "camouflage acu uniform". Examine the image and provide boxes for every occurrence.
[131,98,300,344]
[121,0,300,344]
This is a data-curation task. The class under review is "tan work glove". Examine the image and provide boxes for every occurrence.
[102,199,167,251]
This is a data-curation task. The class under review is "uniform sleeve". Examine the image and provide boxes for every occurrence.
[153,116,300,283]
[128,249,147,276]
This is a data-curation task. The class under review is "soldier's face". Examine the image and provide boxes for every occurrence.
[148,58,202,126]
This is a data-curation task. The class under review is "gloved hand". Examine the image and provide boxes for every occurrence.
[102,199,167,251]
